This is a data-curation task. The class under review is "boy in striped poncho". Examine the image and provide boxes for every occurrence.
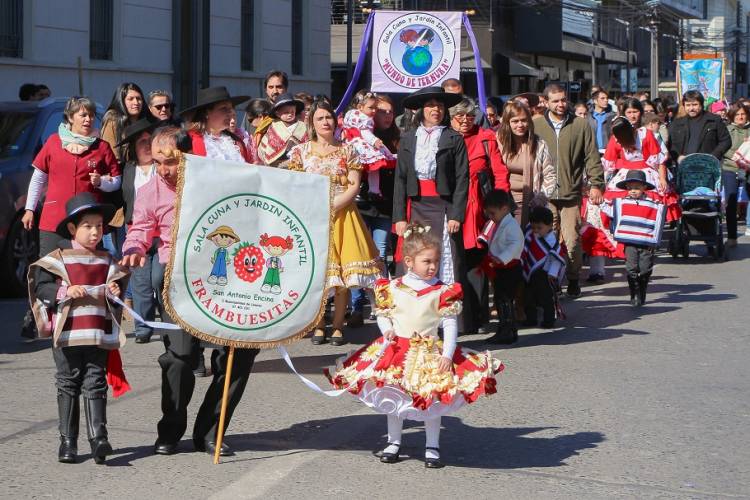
[28,193,129,465]
[604,170,666,306]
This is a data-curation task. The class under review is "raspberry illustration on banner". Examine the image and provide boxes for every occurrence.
[232,242,265,283]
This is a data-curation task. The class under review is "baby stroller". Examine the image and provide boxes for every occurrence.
[668,153,725,260]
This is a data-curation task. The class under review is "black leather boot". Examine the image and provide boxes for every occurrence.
[638,274,650,305]
[627,277,641,306]
[487,300,518,344]
[84,398,113,464]
[57,393,79,463]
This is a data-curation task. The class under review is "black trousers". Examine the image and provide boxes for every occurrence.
[524,269,555,323]
[492,265,522,309]
[153,265,259,445]
[723,170,739,239]
[53,346,108,399]
[463,248,489,332]
[624,244,655,279]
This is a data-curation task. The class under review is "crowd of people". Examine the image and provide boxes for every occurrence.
[19,70,747,468]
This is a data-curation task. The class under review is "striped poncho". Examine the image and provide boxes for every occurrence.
[608,196,666,248]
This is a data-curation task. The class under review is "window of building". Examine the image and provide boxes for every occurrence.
[90,0,113,60]
[292,0,303,75]
[241,0,255,71]
[0,0,23,58]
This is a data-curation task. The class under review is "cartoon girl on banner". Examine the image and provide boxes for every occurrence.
[259,233,294,295]
[207,226,241,285]
[399,28,435,76]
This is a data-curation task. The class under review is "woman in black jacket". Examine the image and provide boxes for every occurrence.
[392,87,476,333]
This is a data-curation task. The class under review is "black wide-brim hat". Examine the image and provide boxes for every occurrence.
[615,169,655,191]
[402,86,463,110]
[272,93,304,114]
[55,193,117,238]
[115,118,159,147]
[179,86,250,119]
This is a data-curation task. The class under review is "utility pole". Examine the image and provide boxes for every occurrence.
[346,0,354,84]
[735,2,741,99]
[591,10,598,88]
[649,12,659,98]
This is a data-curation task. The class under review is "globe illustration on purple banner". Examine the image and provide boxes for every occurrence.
[391,25,442,77]
[402,46,432,76]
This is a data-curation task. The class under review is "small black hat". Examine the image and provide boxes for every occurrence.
[55,193,116,238]
[178,86,250,119]
[115,118,159,147]
[272,93,304,115]
[401,86,463,110]
[615,169,655,191]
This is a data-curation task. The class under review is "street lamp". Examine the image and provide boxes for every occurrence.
[615,18,632,92]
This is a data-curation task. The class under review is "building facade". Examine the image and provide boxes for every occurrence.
[0,0,331,107]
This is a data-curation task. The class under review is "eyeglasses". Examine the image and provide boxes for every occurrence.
[453,114,476,121]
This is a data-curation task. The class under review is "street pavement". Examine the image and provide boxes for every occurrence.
[1,239,749,499]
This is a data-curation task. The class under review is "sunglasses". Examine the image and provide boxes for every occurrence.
[152,103,171,111]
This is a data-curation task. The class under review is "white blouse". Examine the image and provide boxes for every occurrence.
[203,133,245,162]
[414,125,444,180]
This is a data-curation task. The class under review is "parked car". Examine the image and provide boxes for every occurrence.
[0,98,102,297]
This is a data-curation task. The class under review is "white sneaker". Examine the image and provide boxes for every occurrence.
[271,285,282,295]
[261,284,271,293]
[217,276,228,285]
[745,227,750,236]
[207,275,217,284]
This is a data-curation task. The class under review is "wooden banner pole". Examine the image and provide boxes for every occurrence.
[213,345,235,464]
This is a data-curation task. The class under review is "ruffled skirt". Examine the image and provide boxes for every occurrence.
[325,335,503,421]
[326,203,383,292]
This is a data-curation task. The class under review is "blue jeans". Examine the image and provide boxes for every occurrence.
[131,241,165,339]
[350,215,390,313]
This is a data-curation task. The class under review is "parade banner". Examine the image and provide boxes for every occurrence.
[677,58,725,105]
[164,155,331,348]
[371,11,462,92]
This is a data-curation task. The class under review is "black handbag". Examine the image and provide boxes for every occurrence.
[477,139,495,197]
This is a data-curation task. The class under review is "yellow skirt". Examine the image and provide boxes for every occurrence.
[327,204,383,291]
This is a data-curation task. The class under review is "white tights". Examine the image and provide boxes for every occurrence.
[384,415,441,458]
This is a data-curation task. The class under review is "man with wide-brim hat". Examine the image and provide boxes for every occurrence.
[181,86,252,162]
[257,92,308,166]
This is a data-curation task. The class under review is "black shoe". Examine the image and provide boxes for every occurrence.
[486,326,518,345]
[566,280,581,298]
[379,443,400,463]
[586,273,605,284]
[521,318,538,328]
[204,440,233,457]
[193,355,207,377]
[540,320,556,329]
[425,447,444,469]
[58,437,77,464]
[134,335,151,344]
[154,441,178,455]
[346,311,364,328]
[57,393,79,463]
[329,329,346,346]
[311,328,327,345]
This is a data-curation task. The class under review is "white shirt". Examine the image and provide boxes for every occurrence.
[414,125,444,180]
[489,213,524,264]
[203,133,245,162]
[133,163,156,194]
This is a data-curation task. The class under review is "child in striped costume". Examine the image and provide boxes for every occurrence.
[28,193,129,465]
[604,170,666,306]
[521,206,567,329]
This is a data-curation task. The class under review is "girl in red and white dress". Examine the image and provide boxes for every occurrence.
[326,222,502,469]
[341,90,396,196]
[602,100,680,221]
